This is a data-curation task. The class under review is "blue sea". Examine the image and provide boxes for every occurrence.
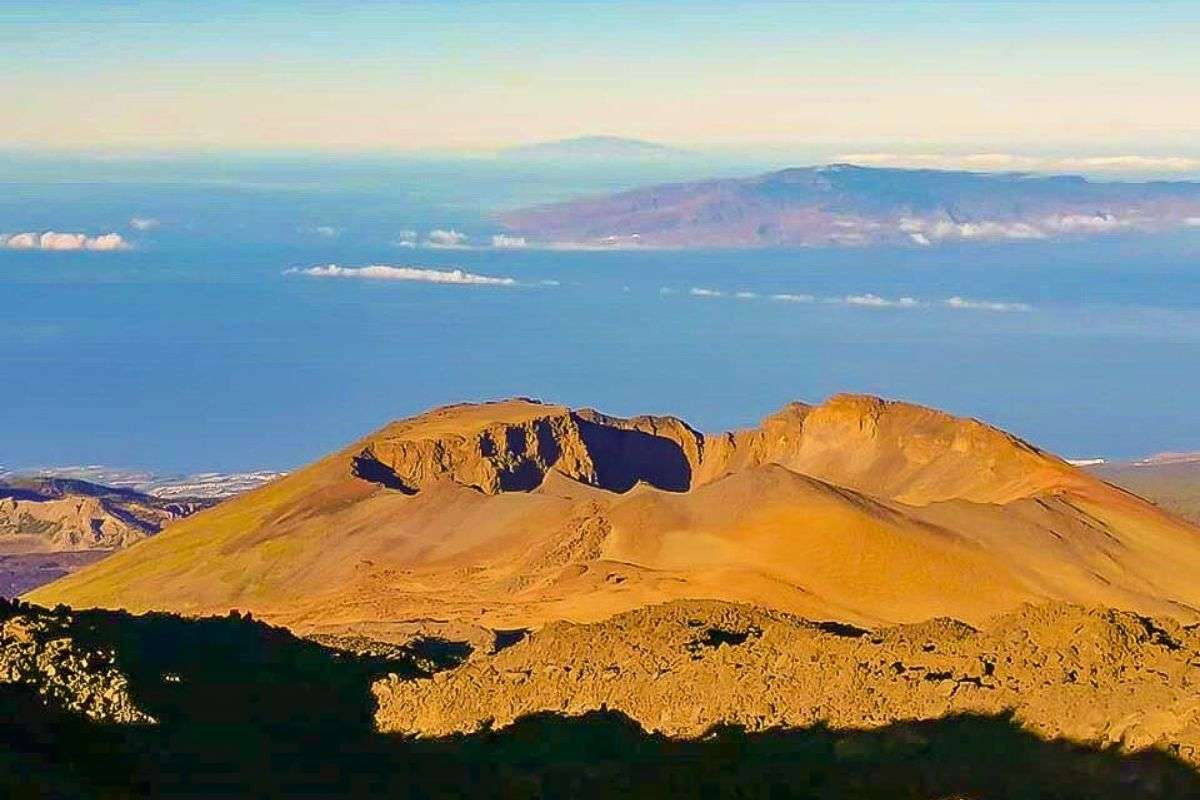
[2,153,1199,473]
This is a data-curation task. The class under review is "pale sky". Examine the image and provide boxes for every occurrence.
[2,0,1198,152]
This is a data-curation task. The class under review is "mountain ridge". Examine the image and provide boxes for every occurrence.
[0,477,207,553]
[500,163,1200,248]
[26,394,1200,636]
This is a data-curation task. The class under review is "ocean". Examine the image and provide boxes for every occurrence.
[2,153,1199,473]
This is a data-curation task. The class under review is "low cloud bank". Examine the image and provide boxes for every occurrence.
[897,213,1145,245]
[844,293,921,308]
[491,234,527,249]
[838,152,1200,174]
[665,287,1031,313]
[1,231,130,251]
[285,264,518,286]
[426,229,469,248]
[944,296,1033,312]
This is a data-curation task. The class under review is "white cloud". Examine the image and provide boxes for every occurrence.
[956,221,1046,240]
[86,233,130,251]
[313,225,340,238]
[538,279,560,286]
[130,216,159,231]
[284,264,517,286]
[1057,155,1200,171]
[843,293,922,308]
[899,212,1153,244]
[901,217,1047,242]
[39,232,95,251]
[491,234,527,249]
[840,152,1041,171]
[1040,214,1131,233]
[1185,217,1200,227]
[837,151,1200,174]
[1,233,37,249]
[944,296,1033,312]
[426,229,469,248]
[662,285,1034,314]
[1,231,130,251]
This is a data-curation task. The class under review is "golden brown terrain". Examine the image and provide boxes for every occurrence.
[28,394,1200,639]
[374,599,1200,766]
[17,393,1200,788]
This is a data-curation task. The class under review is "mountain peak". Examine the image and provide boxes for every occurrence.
[343,394,1070,506]
[502,135,686,160]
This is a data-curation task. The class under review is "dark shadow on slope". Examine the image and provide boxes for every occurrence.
[350,452,416,494]
[492,627,531,652]
[813,619,871,638]
[2,601,1199,799]
[576,419,692,492]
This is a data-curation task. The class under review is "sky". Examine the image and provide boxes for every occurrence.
[2,0,1198,153]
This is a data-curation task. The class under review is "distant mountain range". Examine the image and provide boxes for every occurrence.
[1092,455,1200,525]
[500,164,1200,248]
[0,477,208,554]
[0,477,215,597]
[502,135,688,160]
[0,465,286,500]
[0,469,282,597]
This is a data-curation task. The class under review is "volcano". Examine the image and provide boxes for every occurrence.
[27,395,1200,641]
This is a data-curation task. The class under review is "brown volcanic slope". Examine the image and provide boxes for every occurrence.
[26,395,1200,638]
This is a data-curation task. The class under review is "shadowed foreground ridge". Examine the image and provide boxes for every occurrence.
[2,600,1199,799]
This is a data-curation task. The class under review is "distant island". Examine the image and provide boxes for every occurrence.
[500,163,1200,248]
[501,135,688,160]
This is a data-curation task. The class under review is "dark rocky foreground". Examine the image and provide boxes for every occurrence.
[2,599,1199,799]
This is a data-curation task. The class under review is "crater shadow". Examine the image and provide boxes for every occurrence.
[576,419,692,493]
[351,453,416,494]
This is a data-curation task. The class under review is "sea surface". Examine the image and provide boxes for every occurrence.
[2,154,1199,473]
